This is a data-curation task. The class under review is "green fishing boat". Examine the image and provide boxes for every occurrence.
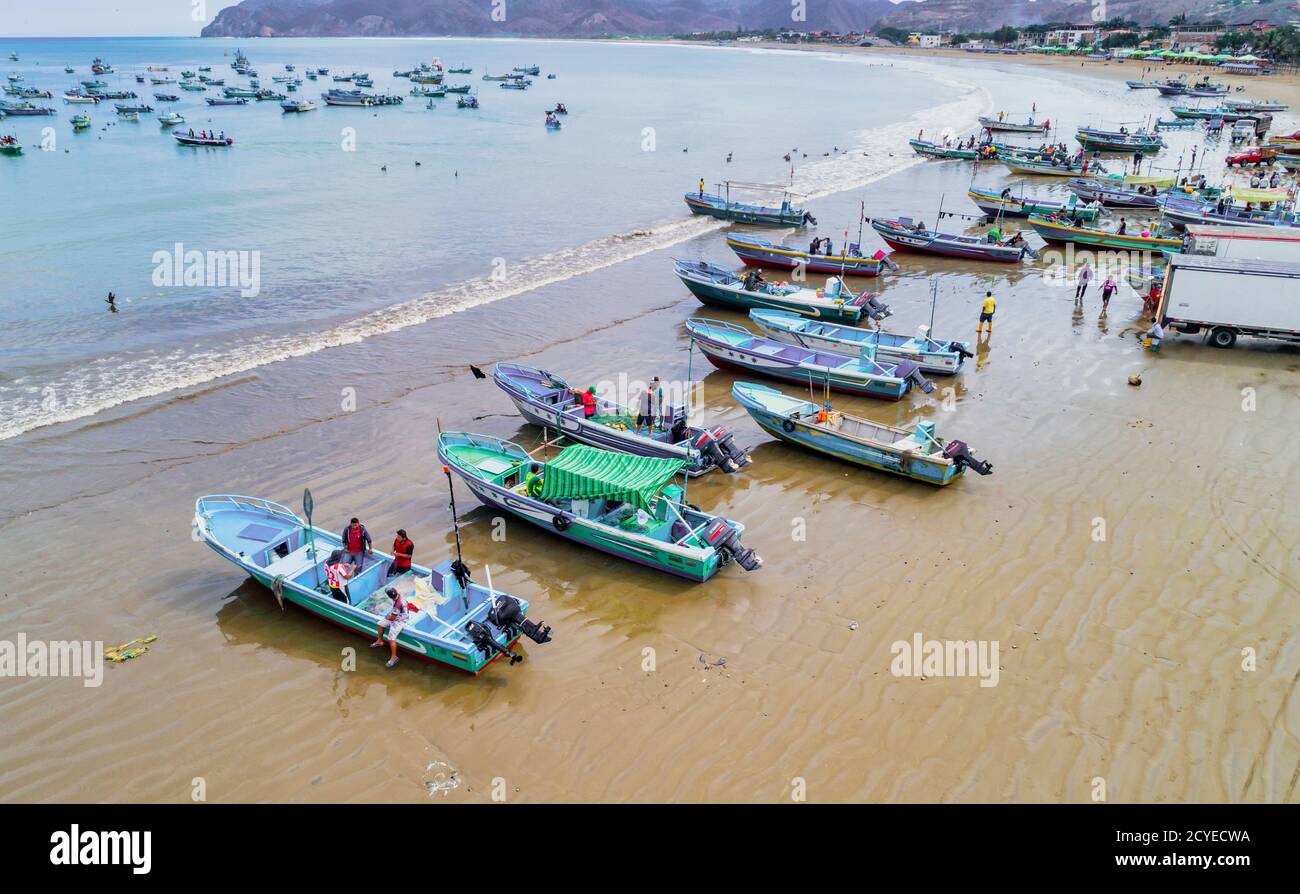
[69,113,91,130]
[1027,214,1183,251]
[0,136,22,156]
[411,85,445,97]
[443,84,472,94]
[909,138,980,160]
[437,433,762,581]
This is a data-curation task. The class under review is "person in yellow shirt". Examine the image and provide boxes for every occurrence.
[978,291,996,334]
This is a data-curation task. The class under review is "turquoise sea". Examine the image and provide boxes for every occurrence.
[0,36,968,439]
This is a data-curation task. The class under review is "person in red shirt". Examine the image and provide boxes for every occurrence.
[579,386,596,418]
[341,517,371,570]
[387,529,414,578]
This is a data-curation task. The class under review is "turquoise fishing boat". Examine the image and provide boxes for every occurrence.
[684,181,814,226]
[673,260,891,324]
[748,310,970,375]
[1027,214,1184,251]
[731,382,991,485]
[437,433,762,581]
[909,138,980,160]
[967,185,1103,221]
[194,494,552,673]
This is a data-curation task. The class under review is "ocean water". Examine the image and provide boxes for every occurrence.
[0,37,982,440]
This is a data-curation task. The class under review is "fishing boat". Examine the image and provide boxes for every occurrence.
[174,131,233,147]
[8,53,17,61]
[908,138,981,160]
[725,233,889,276]
[684,317,931,400]
[193,494,550,673]
[223,86,258,98]
[64,65,74,74]
[482,73,512,81]
[1066,175,1170,208]
[1000,155,1105,178]
[181,82,206,91]
[966,185,1103,221]
[1125,80,1160,90]
[88,89,134,100]
[674,260,890,324]
[492,363,751,476]
[500,80,530,90]
[748,310,970,375]
[114,102,153,114]
[870,217,1035,262]
[444,84,472,94]
[70,113,91,130]
[354,77,374,88]
[316,67,328,75]
[118,111,139,122]
[205,97,248,106]
[1277,154,1300,172]
[1075,127,1164,154]
[157,111,183,125]
[1223,98,1288,113]
[13,87,51,99]
[1027,214,1183,251]
[1170,106,1270,128]
[685,181,813,226]
[280,99,316,112]
[62,91,99,104]
[322,90,376,107]
[513,65,541,76]
[448,66,472,74]
[153,92,180,102]
[1155,117,1197,130]
[456,95,479,109]
[410,73,443,84]
[544,114,561,129]
[731,383,990,485]
[1158,190,1298,229]
[411,85,445,97]
[437,433,761,581]
[979,115,1049,134]
[1156,79,1227,96]
[0,135,22,156]
[0,101,55,116]
[150,77,177,85]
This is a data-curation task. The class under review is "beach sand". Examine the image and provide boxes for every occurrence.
[1,46,1297,804]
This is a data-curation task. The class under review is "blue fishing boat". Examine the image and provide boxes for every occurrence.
[493,362,751,476]
[685,317,932,400]
[685,181,814,226]
[731,383,991,485]
[871,217,1036,262]
[193,494,551,673]
[437,433,761,581]
[673,260,890,324]
[1159,190,1298,229]
[748,310,970,375]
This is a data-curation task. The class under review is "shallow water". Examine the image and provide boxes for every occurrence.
[1,41,1297,804]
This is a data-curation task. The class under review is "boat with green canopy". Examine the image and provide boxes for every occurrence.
[437,433,762,581]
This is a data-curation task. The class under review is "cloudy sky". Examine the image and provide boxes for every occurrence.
[3,0,243,36]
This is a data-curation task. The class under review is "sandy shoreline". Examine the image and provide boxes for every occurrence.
[1,44,1297,804]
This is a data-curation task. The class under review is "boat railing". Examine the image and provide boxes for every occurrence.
[195,494,300,522]
[686,317,750,336]
[438,431,528,461]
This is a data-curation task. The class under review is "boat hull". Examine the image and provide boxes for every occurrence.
[684,193,807,227]
[1027,216,1182,251]
[677,272,866,324]
[689,332,908,400]
[871,220,1024,262]
[967,187,1101,221]
[750,311,965,374]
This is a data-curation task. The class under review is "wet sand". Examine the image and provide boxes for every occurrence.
[1,50,1298,804]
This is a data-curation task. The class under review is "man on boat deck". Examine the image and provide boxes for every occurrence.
[636,384,655,435]
[580,386,596,418]
[370,586,409,669]
[977,291,996,335]
[387,529,413,578]
[341,517,372,570]
[324,550,356,603]
[650,376,664,429]
[698,178,704,197]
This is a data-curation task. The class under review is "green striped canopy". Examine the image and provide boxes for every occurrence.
[540,445,684,511]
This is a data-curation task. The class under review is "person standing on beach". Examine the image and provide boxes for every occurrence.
[977,291,996,334]
[1075,263,1092,302]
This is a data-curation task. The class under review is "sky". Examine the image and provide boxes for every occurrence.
[1,0,243,37]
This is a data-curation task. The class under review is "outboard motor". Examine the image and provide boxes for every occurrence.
[706,521,762,571]
[893,360,935,395]
[947,341,974,361]
[858,293,892,322]
[467,595,552,666]
[942,439,993,476]
[694,427,751,473]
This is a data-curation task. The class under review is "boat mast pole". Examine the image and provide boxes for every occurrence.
[683,338,693,502]
[929,279,938,340]
[442,464,466,574]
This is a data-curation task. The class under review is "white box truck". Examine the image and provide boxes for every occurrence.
[1182,225,1300,262]
[1159,254,1300,348]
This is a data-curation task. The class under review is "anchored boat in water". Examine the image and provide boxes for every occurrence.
[492,362,751,477]
[967,185,1103,221]
[193,494,550,673]
[685,317,932,400]
[1027,214,1183,251]
[731,382,991,485]
[685,181,814,226]
[748,310,970,375]
[673,259,890,324]
[437,433,761,581]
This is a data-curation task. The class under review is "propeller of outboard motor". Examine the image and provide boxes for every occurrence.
[947,340,975,360]
[467,619,523,665]
[942,439,993,476]
[487,594,552,646]
[861,294,892,321]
